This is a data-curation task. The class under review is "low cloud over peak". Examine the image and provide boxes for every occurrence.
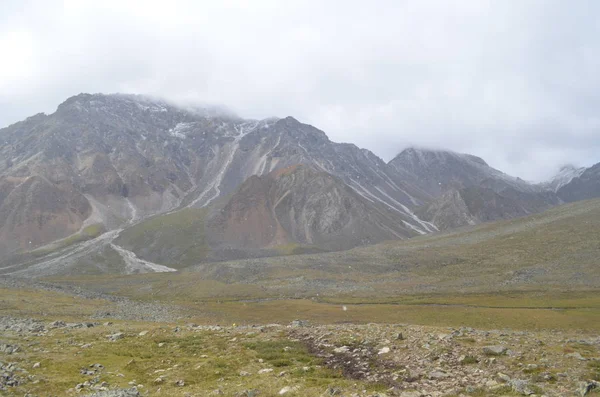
[1,0,599,182]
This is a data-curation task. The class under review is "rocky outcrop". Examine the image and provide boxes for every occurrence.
[0,175,91,254]
[387,147,537,198]
[557,162,600,202]
[208,165,419,253]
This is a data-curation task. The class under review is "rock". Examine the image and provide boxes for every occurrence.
[497,372,511,383]
[50,320,66,328]
[236,390,259,397]
[107,332,124,342]
[290,320,309,328]
[399,392,421,397]
[566,352,587,361]
[510,379,535,395]
[257,368,273,374]
[333,346,350,353]
[396,332,404,340]
[0,343,20,354]
[428,370,447,379]
[279,386,293,395]
[378,346,391,355]
[239,371,251,377]
[578,381,599,396]
[175,379,185,387]
[32,362,40,369]
[79,388,141,396]
[138,331,148,336]
[158,342,165,347]
[483,345,508,356]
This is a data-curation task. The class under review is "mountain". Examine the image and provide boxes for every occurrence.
[557,162,600,202]
[86,197,600,297]
[0,175,91,254]
[0,93,438,274]
[208,165,419,251]
[115,165,420,266]
[387,147,538,198]
[415,187,527,230]
[387,147,566,230]
[415,186,559,230]
[1,92,597,276]
[543,164,586,192]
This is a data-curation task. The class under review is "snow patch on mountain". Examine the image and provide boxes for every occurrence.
[544,165,587,192]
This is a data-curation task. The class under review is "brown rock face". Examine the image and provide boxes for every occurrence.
[208,165,418,253]
[0,176,91,253]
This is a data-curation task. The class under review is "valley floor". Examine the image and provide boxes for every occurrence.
[0,284,599,397]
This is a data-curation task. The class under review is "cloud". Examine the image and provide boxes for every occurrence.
[1,0,599,181]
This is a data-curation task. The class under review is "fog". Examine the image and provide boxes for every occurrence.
[1,0,599,181]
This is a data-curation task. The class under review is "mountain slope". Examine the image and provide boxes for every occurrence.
[0,176,91,253]
[116,165,419,265]
[0,93,436,261]
[415,186,559,230]
[2,92,597,277]
[543,164,586,192]
[77,198,600,297]
[557,162,600,202]
[387,147,537,198]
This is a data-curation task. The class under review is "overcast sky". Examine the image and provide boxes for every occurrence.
[1,0,599,181]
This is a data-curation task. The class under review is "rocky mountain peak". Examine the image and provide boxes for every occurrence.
[391,147,488,168]
[56,93,177,117]
[387,147,523,198]
[273,117,330,144]
[544,164,587,192]
[559,164,579,173]
[557,161,600,202]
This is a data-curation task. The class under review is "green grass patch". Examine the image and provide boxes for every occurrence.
[22,223,105,258]
[116,208,209,269]
[243,339,317,369]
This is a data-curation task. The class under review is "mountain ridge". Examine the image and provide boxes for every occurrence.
[0,93,597,276]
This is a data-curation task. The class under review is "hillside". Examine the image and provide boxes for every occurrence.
[47,198,600,300]
[1,93,598,278]
[558,162,600,202]
[115,165,420,265]
[416,186,560,230]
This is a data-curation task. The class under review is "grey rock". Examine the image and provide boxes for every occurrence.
[482,345,508,356]
[290,320,309,328]
[566,352,587,361]
[80,388,140,397]
[510,379,535,395]
[49,320,66,328]
[0,344,20,354]
[578,381,599,396]
[236,390,259,397]
[428,370,447,379]
[107,333,124,342]
[399,392,421,397]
